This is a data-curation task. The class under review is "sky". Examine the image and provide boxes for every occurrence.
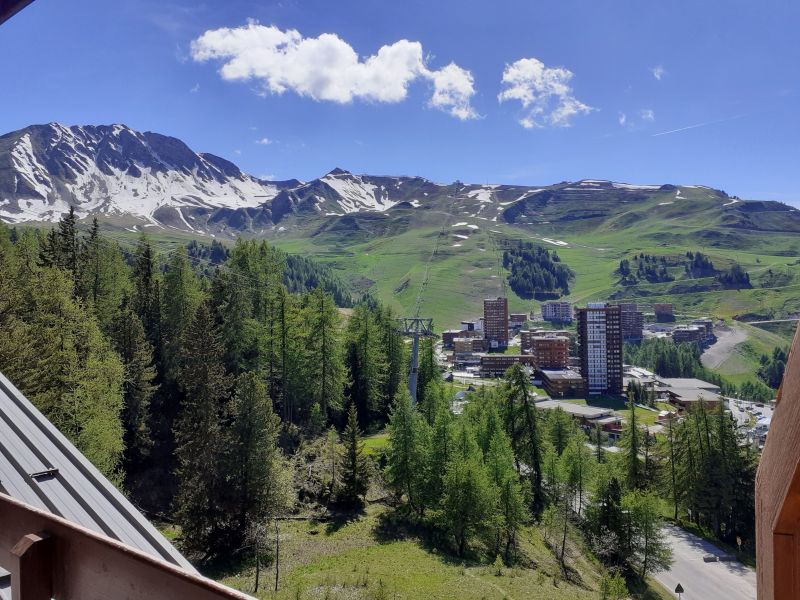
[1,0,799,204]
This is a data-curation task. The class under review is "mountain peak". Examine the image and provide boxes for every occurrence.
[326,167,351,177]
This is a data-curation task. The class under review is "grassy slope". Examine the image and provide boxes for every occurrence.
[216,503,670,600]
[267,187,798,382]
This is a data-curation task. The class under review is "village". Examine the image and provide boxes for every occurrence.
[441,298,772,449]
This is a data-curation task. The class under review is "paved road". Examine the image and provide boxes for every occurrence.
[654,524,756,600]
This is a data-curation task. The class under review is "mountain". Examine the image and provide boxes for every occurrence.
[0,123,299,228]
[2,123,799,241]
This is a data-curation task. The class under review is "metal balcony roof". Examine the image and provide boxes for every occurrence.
[0,370,195,583]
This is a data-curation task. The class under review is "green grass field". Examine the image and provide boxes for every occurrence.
[215,503,671,600]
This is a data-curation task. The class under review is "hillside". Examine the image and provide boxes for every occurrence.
[2,123,800,336]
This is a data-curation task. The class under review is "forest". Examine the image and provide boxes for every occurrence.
[0,210,759,598]
[502,241,574,299]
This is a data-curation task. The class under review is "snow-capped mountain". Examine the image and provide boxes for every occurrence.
[3,123,794,238]
[0,123,296,225]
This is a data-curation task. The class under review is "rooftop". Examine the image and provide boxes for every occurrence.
[539,368,583,381]
[536,400,614,419]
[0,370,193,573]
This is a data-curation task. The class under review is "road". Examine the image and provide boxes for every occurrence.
[701,324,748,370]
[654,524,756,600]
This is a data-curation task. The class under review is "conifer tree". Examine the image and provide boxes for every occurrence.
[229,372,283,545]
[485,426,526,562]
[304,287,345,421]
[108,301,157,476]
[441,424,497,556]
[174,301,232,554]
[503,364,544,514]
[346,304,388,423]
[339,404,370,506]
[385,389,430,515]
[620,389,642,490]
[162,247,202,381]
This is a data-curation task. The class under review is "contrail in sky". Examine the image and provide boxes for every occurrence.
[652,114,747,137]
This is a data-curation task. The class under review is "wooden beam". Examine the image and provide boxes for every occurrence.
[0,0,35,25]
[10,533,52,600]
[0,493,253,600]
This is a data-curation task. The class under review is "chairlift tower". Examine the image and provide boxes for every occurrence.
[397,317,435,404]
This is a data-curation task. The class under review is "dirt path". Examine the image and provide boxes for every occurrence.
[701,324,748,370]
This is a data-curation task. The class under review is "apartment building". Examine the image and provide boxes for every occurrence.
[576,302,623,395]
[483,297,509,349]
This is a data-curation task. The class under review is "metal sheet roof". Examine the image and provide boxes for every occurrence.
[0,370,196,574]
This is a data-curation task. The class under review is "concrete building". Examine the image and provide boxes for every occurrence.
[527,336,570,369]
[653,303,675,322]
[672,325,703,345]
[443,328,482,349]
[576,302,624,395]
[509,313,528,331]
[542,301,573,324]
[461,319,483,332]
[535,399,622,437]
[521,329,574,354]
[618,302,644,343]
[478,353,535,377]
[692,318,715,342]
[483,297,509,349]
[538,369,586,398]
[453,337,486,354]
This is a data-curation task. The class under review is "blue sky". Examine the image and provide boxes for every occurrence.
[1,0,799,204]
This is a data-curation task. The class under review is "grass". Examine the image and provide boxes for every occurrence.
[362,432,389,457]
[215,503,669,600]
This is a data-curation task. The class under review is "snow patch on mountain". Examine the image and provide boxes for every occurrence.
[321,171,397,213]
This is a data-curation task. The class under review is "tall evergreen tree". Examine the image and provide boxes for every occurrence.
[503,364,544,514]
[108,301,157,477]
[229,372,284,547]
[620,389,642,490]
[174,301,232,555]
[339,404,371,506]
[385,389,430,515]
[304,287,345,421]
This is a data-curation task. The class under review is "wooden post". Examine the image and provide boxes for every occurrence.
[10,533,52,600]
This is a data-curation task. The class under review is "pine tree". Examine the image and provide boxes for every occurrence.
[162,247,202,382]
[547,406,575,455]
[174,301,232,554]
[622,490,672,578]
[620,389,642,490]
[108,301,157,477]
[441,426,497,556]
[503,363,544,514]
[304,287,345,421]
[346,304,388,424]
[484,426,526,562]
[385,389,430,515]
[339,404,370,506]
[132,236,162,352]
[229,372,284,546]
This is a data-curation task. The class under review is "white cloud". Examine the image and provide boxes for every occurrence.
[498,58,593,128]
[190,83,200,93]
[618,112,627,126]
[651,65,665,81]
[640,108,655,122]
[255,137,273,145]
[234,149,242,155]
[191,21,477,120]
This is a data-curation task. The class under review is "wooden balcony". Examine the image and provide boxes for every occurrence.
[0,492,253,600]
[756,323,800,599]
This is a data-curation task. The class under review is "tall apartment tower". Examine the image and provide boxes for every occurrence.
[576,302,623,394]
[483,297,509,349]
[618,302,644,342]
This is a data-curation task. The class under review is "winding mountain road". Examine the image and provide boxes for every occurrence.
[654,525,756,600]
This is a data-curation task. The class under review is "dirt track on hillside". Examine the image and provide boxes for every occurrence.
[701,324,748,370]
